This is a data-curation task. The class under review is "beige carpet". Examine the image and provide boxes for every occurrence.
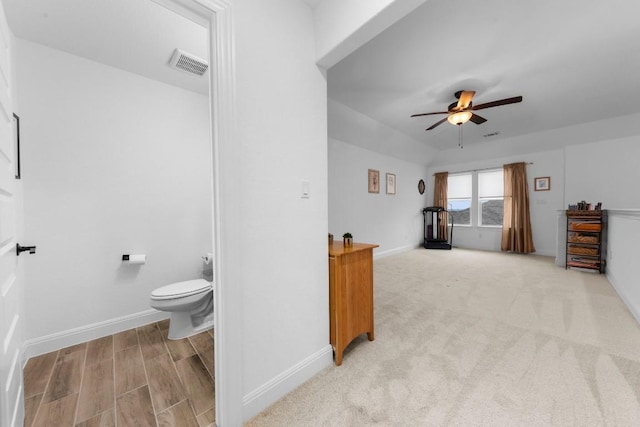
[246,249,640,426]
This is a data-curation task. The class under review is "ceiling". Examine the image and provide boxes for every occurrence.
[3,0,209,95]
[300,0,323,9]
[328,0,640,151]
[4,0,640,153]
[2,0,322,97]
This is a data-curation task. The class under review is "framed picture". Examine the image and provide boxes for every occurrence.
[368,169,380,193]
[386,173,396,195]
[534,176,550,191]
[417,179,425,195]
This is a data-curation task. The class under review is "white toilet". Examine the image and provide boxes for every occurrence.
[150,279,214,340]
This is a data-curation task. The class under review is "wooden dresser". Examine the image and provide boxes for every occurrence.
[328,241,378,365]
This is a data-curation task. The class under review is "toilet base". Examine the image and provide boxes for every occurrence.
[167,310,214,340]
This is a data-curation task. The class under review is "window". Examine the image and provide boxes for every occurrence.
[445,169,504,227]
[478,169,504,226]
[447,173,471,226]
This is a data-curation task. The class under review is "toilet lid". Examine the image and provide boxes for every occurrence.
[151,279,212,300]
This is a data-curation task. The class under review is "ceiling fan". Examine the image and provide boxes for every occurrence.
[411,90,523,131]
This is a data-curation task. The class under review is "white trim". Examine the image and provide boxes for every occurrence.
[151,1,240,425]
[558,209,640,218]
[607,209,640,221]
[533,249,556,257]
[0,238,15,256]
[10,384,22,427]
[374,244,420,260]
[3,314,18,354]
[242,345,333,422]
[1,272,15,296]
[202,1,241,426]
[607,271,640,325]
[150,0,209,27]
[5,348,19,393]
[23,309,169,359]
[0,2,9,49]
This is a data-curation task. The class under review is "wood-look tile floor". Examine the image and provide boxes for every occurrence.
[23,320,215,427]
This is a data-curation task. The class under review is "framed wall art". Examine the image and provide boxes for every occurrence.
[386,173,396,195]
[534,176,550,191]
[368,169,380,193]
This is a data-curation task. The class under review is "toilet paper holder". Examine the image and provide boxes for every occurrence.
[202,252,214,264]
[122,254,146,265]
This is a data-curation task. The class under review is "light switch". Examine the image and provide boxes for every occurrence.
[301,180,310,198]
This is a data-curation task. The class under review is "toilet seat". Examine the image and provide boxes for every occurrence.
[151,279,211,300]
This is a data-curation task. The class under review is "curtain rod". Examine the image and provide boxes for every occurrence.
[433,162,533,176]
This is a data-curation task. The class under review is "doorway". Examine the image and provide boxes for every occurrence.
[4,0,236,423]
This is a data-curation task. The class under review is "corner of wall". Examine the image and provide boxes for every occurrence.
[242,345,333,422]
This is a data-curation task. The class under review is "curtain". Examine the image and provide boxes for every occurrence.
[501,162,535,253]
[433,172,448,240]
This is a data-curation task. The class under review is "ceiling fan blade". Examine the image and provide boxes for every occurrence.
[456,90,475,110]
[469,113,487,124]
[411,111,449,117]
[426,117,448,130]
[471,96,523,111]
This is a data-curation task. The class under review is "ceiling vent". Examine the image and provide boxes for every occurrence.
[169,48,208,76]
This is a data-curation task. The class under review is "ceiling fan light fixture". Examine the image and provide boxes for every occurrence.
[447,111,472,125]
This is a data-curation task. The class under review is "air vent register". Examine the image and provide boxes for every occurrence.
[169,48,208,76]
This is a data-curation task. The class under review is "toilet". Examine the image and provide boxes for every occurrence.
[150,279,214,340]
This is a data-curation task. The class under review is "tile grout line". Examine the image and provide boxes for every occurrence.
[192,333,215,379]
[27,349,60,427]
[112,332,118,427]
[159,322,201,420]
[172,342,199,419]
[162,398,192,414]
[188,331,215,418]
[137,324,161,426]
[72,345,90,425]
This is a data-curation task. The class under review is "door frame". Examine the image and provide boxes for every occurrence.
[150,0,241,425]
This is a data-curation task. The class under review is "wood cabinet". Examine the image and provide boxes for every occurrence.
[566,210,607,273]
[328,241,378,365]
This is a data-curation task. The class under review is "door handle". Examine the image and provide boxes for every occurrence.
[16,244,36,255]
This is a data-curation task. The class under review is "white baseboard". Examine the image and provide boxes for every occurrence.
[534,249,556,257]
[374,244,420,259]
[23,309,169,360]
[242,344,333,422]
[607,271,640,325]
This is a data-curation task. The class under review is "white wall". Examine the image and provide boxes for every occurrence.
[327,98,432,256]
[427,149,565,256]
[606,211,640,323]
[230,0,331,420]
[314,0,426,68]
[564,136,640,209]
[427,114,640,256]
[432,111,640,167]
[560,134,640,327]
[328,98,436,162]
[329,138,429,256]
[15,39,212,346]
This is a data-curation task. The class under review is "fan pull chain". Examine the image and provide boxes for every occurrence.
[458,124,464,149]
